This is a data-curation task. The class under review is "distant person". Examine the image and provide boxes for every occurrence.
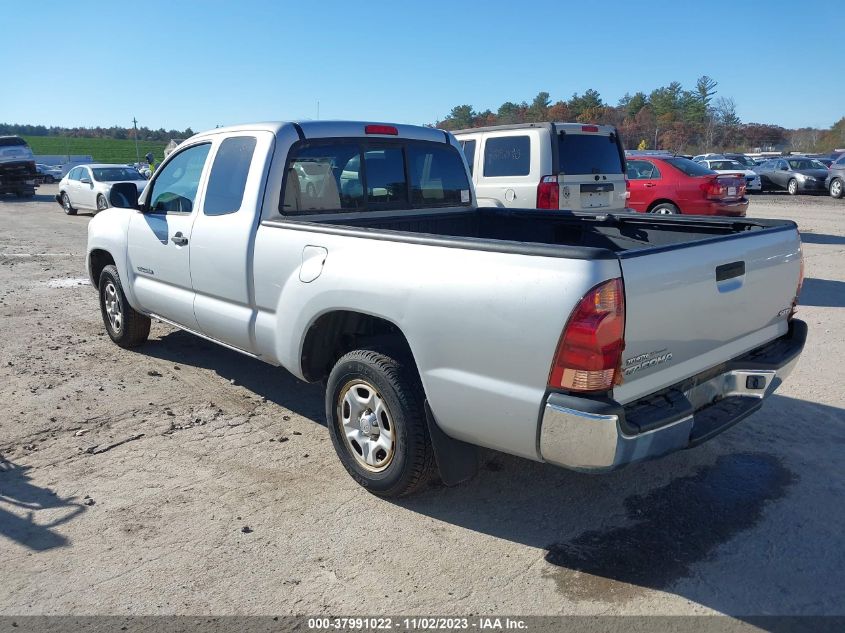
[145,152,156,175]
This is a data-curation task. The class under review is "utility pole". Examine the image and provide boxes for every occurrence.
[132,117,141,165]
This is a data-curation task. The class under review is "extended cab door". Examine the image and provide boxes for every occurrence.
[127,142,212,329]
[189,131,274,353]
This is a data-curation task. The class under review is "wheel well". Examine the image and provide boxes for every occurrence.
[300,311,414,383]
[647,198,677,211]
[88,249,115,289]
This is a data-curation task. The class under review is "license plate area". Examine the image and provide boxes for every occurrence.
[580,183,613,209]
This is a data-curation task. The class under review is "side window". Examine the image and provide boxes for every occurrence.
[407,144,472,206]
[203,136,257,216]
[79,168,90,182]
[779,160,789,170]
[627,160,658,179]
[147,143,211,213]
[483,135,530,177]
[461,139,476,175]
[364,147,407,204]
[283,142,364,213]
[68,167,79,181]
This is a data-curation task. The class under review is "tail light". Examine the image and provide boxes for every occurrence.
[791,240,804,318]
[537,175,559,209]
[581,125,599,132]
[548,278,625,392]
[624,178,631,200]
[703,176,744,200]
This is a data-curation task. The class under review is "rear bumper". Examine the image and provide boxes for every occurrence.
[686,198,749,216]
[539,319,806,472]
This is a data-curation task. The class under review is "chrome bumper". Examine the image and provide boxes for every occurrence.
[539,321,805,472]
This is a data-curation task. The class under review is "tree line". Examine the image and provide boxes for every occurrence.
[0,123,195,142]
[433,76,845,154]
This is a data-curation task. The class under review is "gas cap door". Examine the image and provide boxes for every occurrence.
[299,245,328,283]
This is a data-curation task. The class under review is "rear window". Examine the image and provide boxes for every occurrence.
[282,140,471,214]
[0,137,28,147]
[664,157,716,177]
[558,133,623,175]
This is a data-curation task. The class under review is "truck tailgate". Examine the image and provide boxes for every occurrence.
[613,226,802,405]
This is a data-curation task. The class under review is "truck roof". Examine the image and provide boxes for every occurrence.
[189,121,451,144]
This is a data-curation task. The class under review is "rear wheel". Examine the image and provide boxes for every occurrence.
[830,178,843,199]
[326,349,435,497]
[98,265,150,348]
[61,192,77,215]
[649,202,679,215]
[787,179,799,195]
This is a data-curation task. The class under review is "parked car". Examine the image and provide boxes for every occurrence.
[0,135,38,197]
[755,157,829,194]
[35,163,63,183]
[453,122,628,211]
[825,153,845,199]
[695,158,762,192]
[692,153,724,162]
[722,153,759,169]
[814,158,833,169]
[57,164,148,215]
[84,120,805,497]
[626,155,748,215]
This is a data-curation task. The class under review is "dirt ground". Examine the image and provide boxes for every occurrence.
[1,186,844,617]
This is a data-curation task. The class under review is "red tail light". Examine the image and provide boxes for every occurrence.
[364,124,398,135]
[548,278,626,392]
[703,176,744,200]
[624,178,631,200]
[537,175,559,209]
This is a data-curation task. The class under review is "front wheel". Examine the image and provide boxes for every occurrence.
[787,179,799,195]
[649,202,679,215]
[61,192,77,215]
[96,194,109,211]
[830,178,843,199]
[99,265,150,348]
[326,349,435,497]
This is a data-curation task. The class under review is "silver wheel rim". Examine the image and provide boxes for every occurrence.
[97,196,107,210]
[652,206,674,215]
[63,194,71,211]
[338,380,396,472]
[103,281,123,333]
[789,180,797,194]
[833,181,842,197]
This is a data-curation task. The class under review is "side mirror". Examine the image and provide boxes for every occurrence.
[80,177,91,185]
[109,182,140,210]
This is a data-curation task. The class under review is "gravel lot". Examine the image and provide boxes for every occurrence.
[1,186,844,617]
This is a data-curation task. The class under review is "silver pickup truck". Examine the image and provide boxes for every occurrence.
[85,121,806,497]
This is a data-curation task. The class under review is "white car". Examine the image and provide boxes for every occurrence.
[57,164,148,215]
[696,158,762,192]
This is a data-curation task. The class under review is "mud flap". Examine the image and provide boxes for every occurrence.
[424,401,479,486]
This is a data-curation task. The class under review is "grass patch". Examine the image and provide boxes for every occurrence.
[23,136,168,164]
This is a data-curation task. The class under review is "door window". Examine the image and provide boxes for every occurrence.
[147,143,211,213]
[68,167,80,181]
[460,139,476,175]
[203,136,257,216]
[483,135,530,177]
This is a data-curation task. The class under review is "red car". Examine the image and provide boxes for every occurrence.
[625,155,748,216]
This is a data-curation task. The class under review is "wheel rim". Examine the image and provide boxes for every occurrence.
[97,196,107,210]
[337,380,396,472]
[789,180,797,194]
[652,206,674,215]
[833,181,842,197]
[62,194,71,211]
[103,282,123,333]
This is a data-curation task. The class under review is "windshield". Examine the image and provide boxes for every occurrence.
[664,157,716,176]
[788,159,825,170]
[710,160,745,170]
[92,167,145,181]
[558,133,623,174]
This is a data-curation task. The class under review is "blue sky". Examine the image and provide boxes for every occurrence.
[2,0,841,132]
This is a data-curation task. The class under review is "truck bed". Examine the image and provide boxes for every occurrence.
[303,207,794,258]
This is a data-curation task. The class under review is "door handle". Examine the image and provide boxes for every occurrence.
[644,182,656,188]
[170,232,188,246]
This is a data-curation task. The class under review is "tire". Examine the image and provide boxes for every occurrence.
[830,178,844,199]
[61,192,77,215]
[326,348,435,497]
[649,202,679,215]
[96,194,109,211]
[98,265,150,349]
[787,179,799,195]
